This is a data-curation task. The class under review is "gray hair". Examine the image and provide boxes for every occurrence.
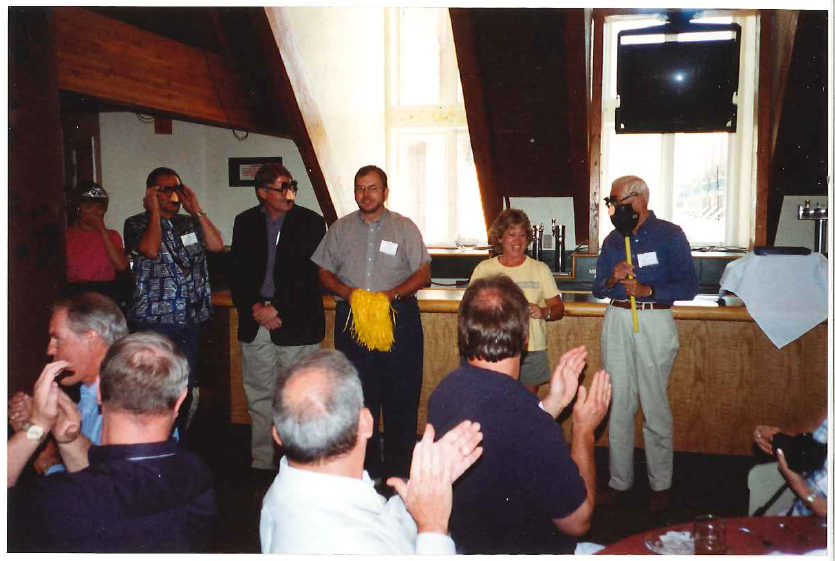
[612,175,649,197]
[99,332,189,415]
[53,292,128,346]
[272,350,364,464]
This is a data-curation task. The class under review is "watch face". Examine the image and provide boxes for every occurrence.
[26,424,45,441]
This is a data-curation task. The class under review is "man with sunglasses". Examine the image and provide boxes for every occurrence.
[592,175,698,513]
[230,163,326,473]
[124,167,223,442]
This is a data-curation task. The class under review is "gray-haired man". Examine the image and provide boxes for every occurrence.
[260,349,483,554]
[8,332,216,552]
[8,292,128,476]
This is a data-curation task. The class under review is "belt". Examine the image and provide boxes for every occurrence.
[610,300,671,311]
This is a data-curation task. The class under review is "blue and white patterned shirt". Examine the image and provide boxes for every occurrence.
[792,417,828,516]
[124,212,213,325]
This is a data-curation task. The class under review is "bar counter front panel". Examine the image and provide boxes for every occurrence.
[201,289,827,457]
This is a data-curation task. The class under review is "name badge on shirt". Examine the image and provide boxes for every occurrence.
[379,240,398,256]
[637,251,659,267]
[181,232,198,246]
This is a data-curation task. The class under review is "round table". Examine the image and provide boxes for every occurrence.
[597,516,828,555]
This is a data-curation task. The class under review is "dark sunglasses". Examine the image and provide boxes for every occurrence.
[603,192,638,209]
[259,180,298,194]
[157,185,183,196]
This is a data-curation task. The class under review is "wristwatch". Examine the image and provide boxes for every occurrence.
[393,290,401,302]
[22,422,46,442]
[805,492,817,505]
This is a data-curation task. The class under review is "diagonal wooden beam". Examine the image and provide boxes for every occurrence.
[450,8,503,235]
[770,10,799,161]
[251,8,337,225]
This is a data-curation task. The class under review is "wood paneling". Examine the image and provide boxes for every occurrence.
[51,7,272,134]
[212,296,826,457]
[8,8,67,393]
[451,8,591,235]
[755,11,772,247]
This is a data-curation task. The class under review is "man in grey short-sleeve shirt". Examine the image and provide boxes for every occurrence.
[311,165,430,480]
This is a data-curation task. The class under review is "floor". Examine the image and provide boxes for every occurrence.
[187,408,754,553]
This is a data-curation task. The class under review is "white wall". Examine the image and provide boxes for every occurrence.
[99,112,322,245]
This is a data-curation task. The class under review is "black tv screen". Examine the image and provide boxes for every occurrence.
[615,24,741,134]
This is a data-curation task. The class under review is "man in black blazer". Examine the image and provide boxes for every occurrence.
[230,163,326,471]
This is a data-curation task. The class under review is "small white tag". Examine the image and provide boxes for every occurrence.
[181,232,198,246]
[637,251,658,267]
[379,240,398,256]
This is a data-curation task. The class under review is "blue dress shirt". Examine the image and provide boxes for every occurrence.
[593,211,699,303]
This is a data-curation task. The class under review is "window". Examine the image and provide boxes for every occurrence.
[599,14,758,249]
[386,8,486,247]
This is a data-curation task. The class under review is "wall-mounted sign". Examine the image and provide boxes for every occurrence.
[228,157,283,187]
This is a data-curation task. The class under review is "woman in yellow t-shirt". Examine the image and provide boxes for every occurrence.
[469,209,565,393]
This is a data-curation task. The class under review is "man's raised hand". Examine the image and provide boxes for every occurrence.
[571,369,612,433]
[386,424,454,535]
[30,361,72,430]
[541,346,588,418]
[52,391,81,444]
[435,420,484,482]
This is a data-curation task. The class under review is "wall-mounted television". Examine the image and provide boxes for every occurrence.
[615,21,741,134]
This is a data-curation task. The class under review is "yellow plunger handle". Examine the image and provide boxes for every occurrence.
[624,236,639,333]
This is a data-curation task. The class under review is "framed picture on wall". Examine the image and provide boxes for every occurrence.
[228,157,283,186]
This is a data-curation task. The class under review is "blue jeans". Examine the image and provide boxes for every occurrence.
[334,297,423,480]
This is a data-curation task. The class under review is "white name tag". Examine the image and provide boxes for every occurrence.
[181,232,198,246]
[379,240,398,256]
[637,251,659,267]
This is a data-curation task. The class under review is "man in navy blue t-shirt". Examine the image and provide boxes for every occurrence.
[427,275,611,554]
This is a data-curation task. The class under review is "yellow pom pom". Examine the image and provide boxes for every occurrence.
[347,289,395,352]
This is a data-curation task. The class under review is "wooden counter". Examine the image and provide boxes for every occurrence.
[201,289,827,456]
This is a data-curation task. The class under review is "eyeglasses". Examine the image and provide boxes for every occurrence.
[260,180,298,194]
[157,185,183,196]
[354,184,382,195]
[604,192,638,209]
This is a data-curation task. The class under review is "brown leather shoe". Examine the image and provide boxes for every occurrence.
[596,486,630,507]
[649,489,672,513]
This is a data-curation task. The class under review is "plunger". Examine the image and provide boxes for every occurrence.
[623,236,639,333]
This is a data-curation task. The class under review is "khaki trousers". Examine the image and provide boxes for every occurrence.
[240,326,319,469]
[601,305,679,491]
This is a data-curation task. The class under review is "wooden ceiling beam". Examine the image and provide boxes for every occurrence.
[51,7,279,135]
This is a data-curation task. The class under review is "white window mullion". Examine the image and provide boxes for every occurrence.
[659,134,676,219]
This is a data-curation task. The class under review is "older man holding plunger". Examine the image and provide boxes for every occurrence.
[592,175,698,513]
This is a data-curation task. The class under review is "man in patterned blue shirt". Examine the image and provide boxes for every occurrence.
[124,167,223,440]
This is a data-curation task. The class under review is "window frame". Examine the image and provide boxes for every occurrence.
[588,9,769,253]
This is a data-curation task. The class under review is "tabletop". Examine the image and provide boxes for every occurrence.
[596,516,828,555]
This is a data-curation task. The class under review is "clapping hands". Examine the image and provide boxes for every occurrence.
[386,421,483,535]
